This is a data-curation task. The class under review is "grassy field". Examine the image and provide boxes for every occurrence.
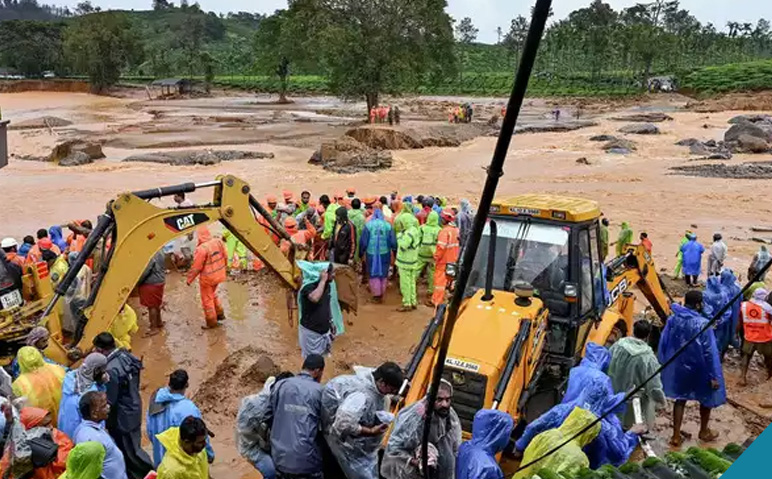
[681,59,772,95]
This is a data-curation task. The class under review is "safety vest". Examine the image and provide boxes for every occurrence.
[741,301,772,343]
[435,226,460,265]
[200,239,227,285]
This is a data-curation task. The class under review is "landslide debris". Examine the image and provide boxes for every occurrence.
[309,136,393,174]
[8,116,72,130]
[618,123,660,135]
[17,139,106,166]
[123,149,275,165]
[602,138,637,154]
[514,120,598,134]
[670,161,772,179]
[344,124,491,150]
[610,112,673,123]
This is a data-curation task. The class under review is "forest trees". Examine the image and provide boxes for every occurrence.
[64,12,141,91]
[456,17,478,43]
[0,20,64,76]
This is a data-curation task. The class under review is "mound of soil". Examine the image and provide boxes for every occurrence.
[345,126,422,150]
[19,139,108,166]
[192,346,280,426]
[659,274,694,299]
[590,134,618,142]
[619,123,660,135]
[311,136,393,174]
[0,79,91,94]
[670,161,772,179]
[8,116,72,130]
[611,112,673,123]
[123,150,274,165]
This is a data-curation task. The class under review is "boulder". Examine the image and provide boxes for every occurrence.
[707,151,733,160]
[590,134,618,142]
[311,136,393,173]
[689,143,710,156]
[49,140,104,164]
[725,122,771,143]
[59,151,93,167]
[8,116,72,131]
[728,114,772,125]
[602,138,637,154]
[611,112,673,123]
[618,123,660,135]
[733,134,770,154]
[675,138,701,146]
[576,157,591,165]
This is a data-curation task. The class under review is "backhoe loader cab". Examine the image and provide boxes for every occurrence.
[398,195,670,474]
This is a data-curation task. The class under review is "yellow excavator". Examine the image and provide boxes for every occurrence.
[396,195,672,474]
[1,174,352,366]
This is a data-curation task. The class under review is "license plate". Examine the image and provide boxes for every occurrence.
[0,290,22,309]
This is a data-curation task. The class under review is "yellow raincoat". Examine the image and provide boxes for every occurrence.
[11,347,66,423]
[109,305,138,351]
[156,427,208,479]
[58,441,105,479]
[514,407,601,479]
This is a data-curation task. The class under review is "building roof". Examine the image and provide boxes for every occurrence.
[150,78,191,86]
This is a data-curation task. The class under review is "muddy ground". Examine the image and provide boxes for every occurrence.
[2,89,772,477]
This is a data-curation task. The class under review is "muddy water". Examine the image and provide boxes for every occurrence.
[2,91,771,475]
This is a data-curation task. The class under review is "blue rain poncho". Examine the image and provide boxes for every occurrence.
[516,375,638,469]
[658,303,726,408]
[703,276,733,354]
[680,238,705,277]
[456,409,513,479]
[359,209,396,279]
[321,366,389,479]
[719,269,742,350]
[49,226,68,252]
[562,343,613,405]
[57,356,107,439]
[146,386,214,467]
[297,260,345,336]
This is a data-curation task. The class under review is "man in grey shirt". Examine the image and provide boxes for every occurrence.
[138,251,166,335]
[267,354,326,479]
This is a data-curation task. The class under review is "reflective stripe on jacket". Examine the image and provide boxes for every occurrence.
[742,301,772,343]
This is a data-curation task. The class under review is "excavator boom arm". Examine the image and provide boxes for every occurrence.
[45,175,298,361]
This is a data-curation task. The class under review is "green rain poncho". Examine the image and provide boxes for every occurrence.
[616,222,633,257]
[59,441,106,479]
[514,407,601,479]
[394,202,418,236]
[608,337,666,428]
[322,204,340,241]
[418,211,441,290]
[348,208,366,257]
[222,230,247,270]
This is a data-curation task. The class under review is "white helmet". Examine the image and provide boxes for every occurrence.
[1,237,18,249]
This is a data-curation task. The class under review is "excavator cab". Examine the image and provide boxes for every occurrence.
[395,195,670,474]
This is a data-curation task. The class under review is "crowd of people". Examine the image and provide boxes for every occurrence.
[448,103,474,124]
[0,328,214,479]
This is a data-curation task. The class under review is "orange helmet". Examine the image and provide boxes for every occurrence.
[363,196,376,206]
[346,187,356,195]
[284,217,298,233]
[282,190,294,202]
[266,194,278,204]
[441,209,455,223]
[334,191,344,200]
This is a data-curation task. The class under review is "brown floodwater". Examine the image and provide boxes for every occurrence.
[1,91,770,477]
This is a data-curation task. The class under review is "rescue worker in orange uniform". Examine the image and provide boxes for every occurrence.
[26,229,61,265]
[282,215,317,259]
[258,195,280,245]
[738,288,772,386]
[187,226,228,329]
[1,238,25,268]
[432,210,460,307]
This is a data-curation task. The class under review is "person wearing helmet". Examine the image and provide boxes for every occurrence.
[1,238,24,268]
[433,210,460,307]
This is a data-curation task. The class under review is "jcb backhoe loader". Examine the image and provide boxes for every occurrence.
[2,174,354,366]
[397,194,672,474]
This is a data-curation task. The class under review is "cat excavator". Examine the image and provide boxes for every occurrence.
[395,195,672,474]
[1,174,355,366]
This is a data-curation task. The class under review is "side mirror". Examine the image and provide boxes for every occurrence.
[563,282,578,303]
[445,262,458,278]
